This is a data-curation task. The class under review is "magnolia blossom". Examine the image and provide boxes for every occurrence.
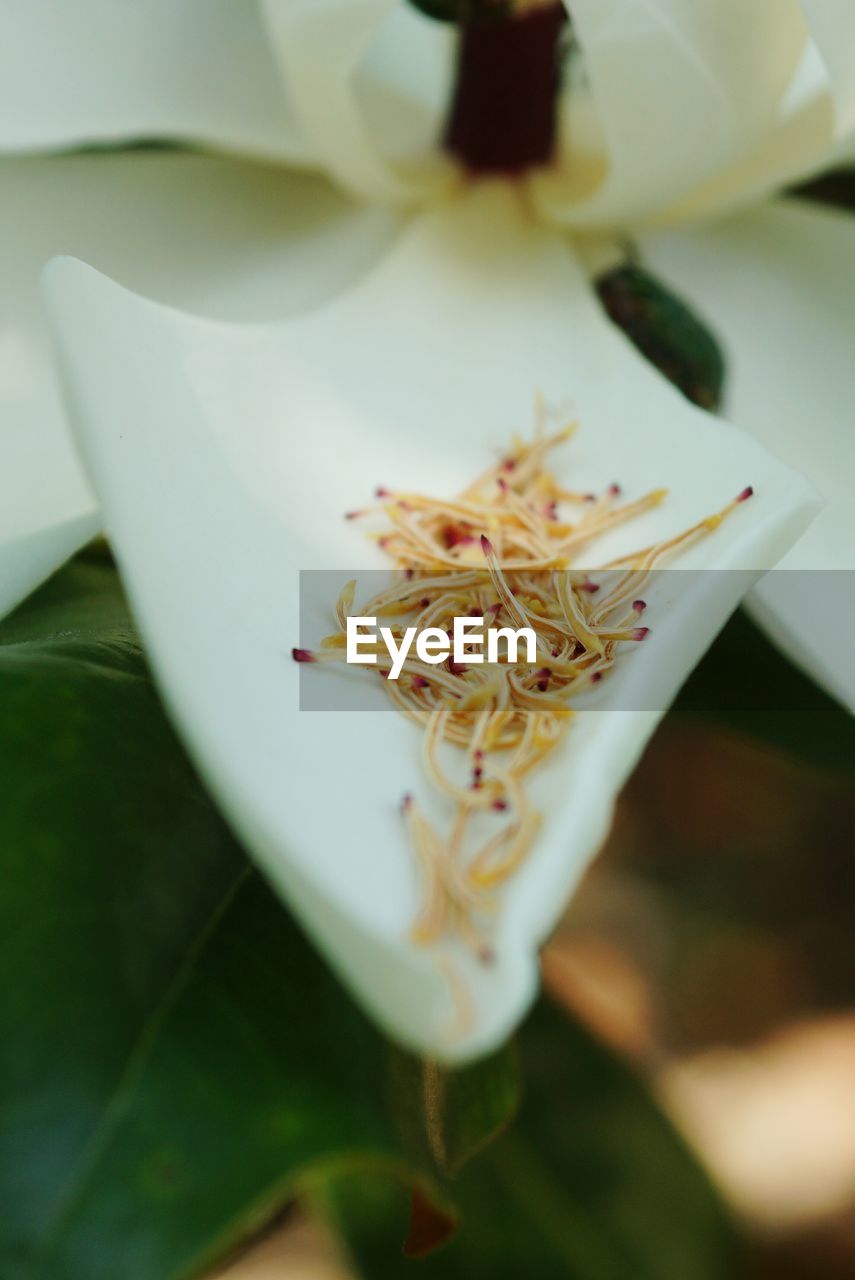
[1,0,854,1059]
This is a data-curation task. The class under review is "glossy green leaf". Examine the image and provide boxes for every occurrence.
[596,264,726,411]
[320,998,740,1280]
[0,558,517,1280]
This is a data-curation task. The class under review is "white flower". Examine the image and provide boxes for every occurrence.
[1,0,852,1057]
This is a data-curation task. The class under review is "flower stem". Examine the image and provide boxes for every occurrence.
[444,2,567,175]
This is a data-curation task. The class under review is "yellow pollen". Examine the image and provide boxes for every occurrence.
[300,408,751,1001]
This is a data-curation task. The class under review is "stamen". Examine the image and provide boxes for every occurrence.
[299,408,748,978]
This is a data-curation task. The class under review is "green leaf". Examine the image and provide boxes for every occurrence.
[0,559,517,1280]
[674,608,855,774]
[406,0,512,23]
[596,264,726,411]
[320,998,740,1280]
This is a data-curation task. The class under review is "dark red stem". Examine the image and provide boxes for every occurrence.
[444,3,566,175]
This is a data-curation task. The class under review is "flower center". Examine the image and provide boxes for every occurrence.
[444,1,567,175]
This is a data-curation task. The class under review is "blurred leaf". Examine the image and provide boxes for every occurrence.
[319,998,740,1280]
[794,167,855,213]
[403,1187,457,1258]
[0,559,517,1280]
[407,1,512,23]
[674,608,855,774]
[596,264,725,411]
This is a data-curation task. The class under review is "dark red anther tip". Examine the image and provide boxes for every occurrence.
[497,476,508,492]
[474,749,484,761]
[633,626,650,641]
[584,492,597,503]
[478,946,496,967]
[419,597,431,608]
[591,670,603,683]
[501,457,516,472]
[401,793,412,813]
[608,482,622,497]
[480,533,493,554]
[412,675,428,690]
[492,798,508,812]
[580,579,600,594]
[632,599,647,614]
[737,485,754,503]
[375,486,389,498]
[404,568,414,580]
[344,511,360,521]
[378,536,389,549]
[291,648,314,663]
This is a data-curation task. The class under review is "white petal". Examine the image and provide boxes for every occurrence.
[800,0,855,135]
[0,152,401,619]
[534,0,809,228]
[643,199,855,711]
[663,42,836,223]
[261,0,454,203]
[43,184,817,1060]
[0,0,307,162]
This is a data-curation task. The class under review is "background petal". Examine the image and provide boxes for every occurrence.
[43,184,817,1059]
[0,0,307,161]
[261,0,454,203]
[0,152,401,618]
[534,0,810,227]
[662,43,836,223]
[800,0,855,135]
[644,198,855,710]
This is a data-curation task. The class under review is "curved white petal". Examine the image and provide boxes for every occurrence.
[0,0,307,162]
[534,0,810,228]
[0,152,402,619]
[261,0,454,203]
[643,199,855,711]
[43,184,817,1060]
[800,0,855,135]
[663,42,836,223]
